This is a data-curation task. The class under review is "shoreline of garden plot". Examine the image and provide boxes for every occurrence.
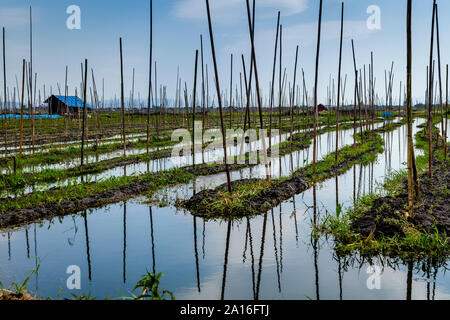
[0,118,351,228]
[0,116,386,194]
[179,118,409,219]
[0,134,174,170]
[1,117,389,193]
[320,124,450,260]
[0,162,258,230]
[0,113,374,165]
[180,127,394,219]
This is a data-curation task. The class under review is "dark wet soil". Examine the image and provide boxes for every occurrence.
[351,157,450,239]
[183,133,383,218]
[0,163,253,230]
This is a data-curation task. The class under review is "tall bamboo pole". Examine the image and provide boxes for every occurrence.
[229,54,233,128]
[81,59,88,167]
[445,64,448,159]
[336,2,344,161]
[427,1,436,178]
[289,46,299,146]
[146,0,153,155]
[2,28,7,156]
[245,0,270,179]
[200,35,206,161]
[192,50,199,168]
[435,4,444,150]
[205,0,232,192]
[120,38,127,158]
[312,0,323,171]
[19,60,25,158]
[406,0,415,218]
[269,12,281,150]
[279,25,283,146]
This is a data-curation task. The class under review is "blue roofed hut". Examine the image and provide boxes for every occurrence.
[44,95,93,116]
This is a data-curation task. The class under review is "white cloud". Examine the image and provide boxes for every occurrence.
[172,0,309,22]
[0,8,29,29]
[225,19,376,57]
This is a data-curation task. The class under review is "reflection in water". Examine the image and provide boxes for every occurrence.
[83,210,92,281]
[149,206,156,274]
[1,119,449,300]
[406,261,413,301]
[7,232,11,260]
[256,214,268,300]
[270,210,281,293]
[279,204,283,273]
[243,218,256,298]
[34,223,38,293]
[25,228,30,258]
[123,202,127,284]
[312,185,320,301]
[221,221,232,300]
[193,216,201,293]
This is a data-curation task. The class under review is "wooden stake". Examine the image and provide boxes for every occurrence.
[192,50,199,168]
[147,0,153,155]
[427,1,436,178]
[406,0,415,218]
[289,46,299,147]
[120,38,127,158]
[336,2,344,161]
[205,0,232,192]
[2,28,7,156]
[19,59,25,158]
[245,0,270,179]
[269,12,281,150]
[312,0,323,171]
[81,59,88,166]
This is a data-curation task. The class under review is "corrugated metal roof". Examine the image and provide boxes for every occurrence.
[53,95,93,109]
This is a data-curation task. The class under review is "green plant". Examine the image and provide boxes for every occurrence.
[0,259,41,298]
[132,271,175,300]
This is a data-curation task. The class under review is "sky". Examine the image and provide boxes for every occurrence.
[0,0,449,107]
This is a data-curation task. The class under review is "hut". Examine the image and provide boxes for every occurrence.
[44,95,93,116]
[318,104,328,112]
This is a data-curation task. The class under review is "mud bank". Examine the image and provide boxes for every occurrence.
[0,163,252,230]
[182,131,384,219]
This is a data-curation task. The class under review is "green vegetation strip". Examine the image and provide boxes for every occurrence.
[0,117,372,193]
[320,121,450,259]
[181,128,389,219]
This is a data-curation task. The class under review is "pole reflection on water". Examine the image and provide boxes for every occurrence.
[1,119,449,300]
[83,210,92,282]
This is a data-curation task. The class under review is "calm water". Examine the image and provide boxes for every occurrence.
[1,118,449,300]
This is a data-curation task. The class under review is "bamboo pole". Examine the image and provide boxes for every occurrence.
[2,28,7,156]
[19,59,25,158]
[336,2,344,161]
[192,50,199,168]
[81,59,88,166]
[245,0,270,179]
[120,38,127,158]
[435,4,444,150]
[289,46,299,147]
[147,0,153,155]
[229,54,233,128]
[205,0,232,192]
[279,25,283,146]
[445,64,448,159]
[269,12,280,150]
[200,35,206,162]
[406,0,415,218]
[427,1,436,178]
[312,0,323,171]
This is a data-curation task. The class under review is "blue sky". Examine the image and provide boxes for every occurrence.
[0,0,448,106]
